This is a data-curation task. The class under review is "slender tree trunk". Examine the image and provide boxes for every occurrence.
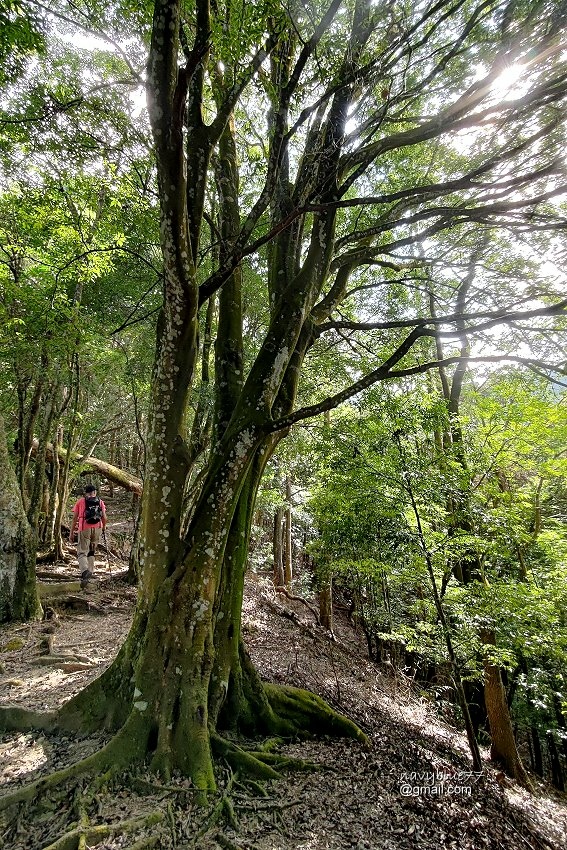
[533,477,543,537]
[108,433,116,499]
[481,630,532,789]
[132,442,141,476]
[546,732,565,791]
[0,412,41,623]
[44,424,62,547]
[430,269,529,785]
[397,434,482,773]
[273,506,285,587]
[115,436,123,476]
[28,379,60,536]
[130,442,142,520]
[284,476,293,586]
[531,726,543,776]
[319,578,333,632]
[126,509,141,585]
[16,373,44,508]
[53,362,80,561]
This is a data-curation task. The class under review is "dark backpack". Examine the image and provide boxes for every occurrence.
[84,495,103,525]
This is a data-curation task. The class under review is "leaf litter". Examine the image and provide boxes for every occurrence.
[0,569,565,850]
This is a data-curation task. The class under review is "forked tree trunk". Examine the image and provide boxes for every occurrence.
[54,417,363,788]
[2,0,370,789]
[209,445,280,731]
[0,412,41,623]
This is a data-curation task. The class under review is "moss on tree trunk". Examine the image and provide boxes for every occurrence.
[0,421,369,791]
[0,412,41,623]
[0,0,372,796]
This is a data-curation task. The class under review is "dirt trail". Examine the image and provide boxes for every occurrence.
[1,571,566,850]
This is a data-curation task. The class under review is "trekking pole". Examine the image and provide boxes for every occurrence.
[102,528,113,576]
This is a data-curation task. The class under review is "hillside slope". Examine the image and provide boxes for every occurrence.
[0,569,565,850]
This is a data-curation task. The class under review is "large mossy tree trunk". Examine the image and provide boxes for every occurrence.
[0,411,41,623]
[53,407,364,788]
[9,0,556,795]
[40,0,368,790]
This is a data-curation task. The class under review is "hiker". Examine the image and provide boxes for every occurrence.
[70,484,107,579]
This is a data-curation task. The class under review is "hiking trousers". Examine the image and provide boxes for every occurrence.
[77,527,102,573]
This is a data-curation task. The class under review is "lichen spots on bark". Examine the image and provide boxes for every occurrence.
[0,411,40,623]
[0,0,371,799]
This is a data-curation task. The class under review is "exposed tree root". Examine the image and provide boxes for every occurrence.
[215,832,258,850]
[40,810,164,850]
[0,714,147,812]
[248,751,322,772]
[0,704,57,733]
[255,737,285,753]
[37,582,82,599]
[274,586,320,623]
[129,776,195,798]
[264,683,369,745]
[44,596,107,615]
[0,642,367,850]
[31,655,94,669]
[123,836,160,850]
[193,772,239,843]
[211,734,281,781]
[234,778,269,797]
[36,552,73,567]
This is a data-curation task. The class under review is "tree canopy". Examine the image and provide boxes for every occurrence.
[0,0,566,809]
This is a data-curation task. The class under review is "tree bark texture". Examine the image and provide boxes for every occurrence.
[44,0,371,783]
[0,412,41,623]
[7,0,558,791]
[48,0,366,788]
[481,630,532,790]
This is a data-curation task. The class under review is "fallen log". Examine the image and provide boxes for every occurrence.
[31,439,143,495]
[31,656,95,670]
[38,581,82,598]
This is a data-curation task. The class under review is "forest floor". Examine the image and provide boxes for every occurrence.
[1,499,566,849]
